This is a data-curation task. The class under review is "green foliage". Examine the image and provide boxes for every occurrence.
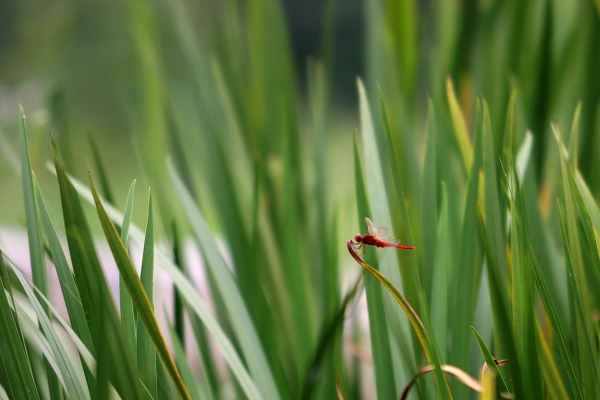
[2,0,600,399]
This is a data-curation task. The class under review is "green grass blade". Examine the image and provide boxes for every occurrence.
[430,183,448,360]
[470,325,510,395]
[0,255,40,400]
[54,169,264,400]
[87,133,116,206]
[165,314,203,400]
[33,177,94,350]
[377,85,419,316]
[446,78,472,173]
[448,97,484,398]
[420,98,438,301]
[353,134,398,400]
[347,240,451,399]
[510,178,543,398]
[478,99,527,397]
[32,175,97,395]
[2,253,89,400]
[167,164,280,400]
[554,124,598,398]
[120,180,137,359]
[18,106,48,305]
[50,138,146,399]
[89,176,189,400]
[535,322,569,400]
[527,237,582,399]
[137,190,157,399]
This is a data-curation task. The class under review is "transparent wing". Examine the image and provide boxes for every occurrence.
[376,226,389,239]
[381,237,401,245]
[365,217,378,236]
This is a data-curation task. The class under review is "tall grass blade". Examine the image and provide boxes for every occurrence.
[137,190,157,398]
[89,176,189,400]
[167,163,280,400]
[56,168,264,400]
[0,255,40,400]
[50,138,146,399]
[1,252,89,400]
[121,180,137,359]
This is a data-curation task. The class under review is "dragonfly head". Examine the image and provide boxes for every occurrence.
[354,234,363,243]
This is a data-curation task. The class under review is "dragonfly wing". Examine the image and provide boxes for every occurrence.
[382,237,401,245]
[365,217,378,236]
[376,226,389,239]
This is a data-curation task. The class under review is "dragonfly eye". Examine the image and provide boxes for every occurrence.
[354,234,362,242]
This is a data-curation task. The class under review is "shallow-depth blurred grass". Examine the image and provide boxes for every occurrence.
[2,0,600,399]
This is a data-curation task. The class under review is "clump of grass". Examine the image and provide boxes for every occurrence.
[2,1,600,399]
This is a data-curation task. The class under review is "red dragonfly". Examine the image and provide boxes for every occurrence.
[353,217,415,255]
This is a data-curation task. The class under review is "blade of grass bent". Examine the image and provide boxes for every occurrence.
[89,176,189,400]
[50,137,145,399]
[33,176,97,395]
[0,255,40,400]
[138,190,157,399]
[1,251,89,399]
[469,325,510,395]
[347,240,451,399]
[353,134,397,400]
[33,177,94,351]
[167,164,281,400]
[49,167,264,400]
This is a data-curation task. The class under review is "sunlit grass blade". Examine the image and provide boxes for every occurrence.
[446,77,472,173]
[478,365,495,400]
[535,322,569,400]
[89,176,189,400]
[0,255,40,400]
[137,190,157,398]
[400,364,483,400]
